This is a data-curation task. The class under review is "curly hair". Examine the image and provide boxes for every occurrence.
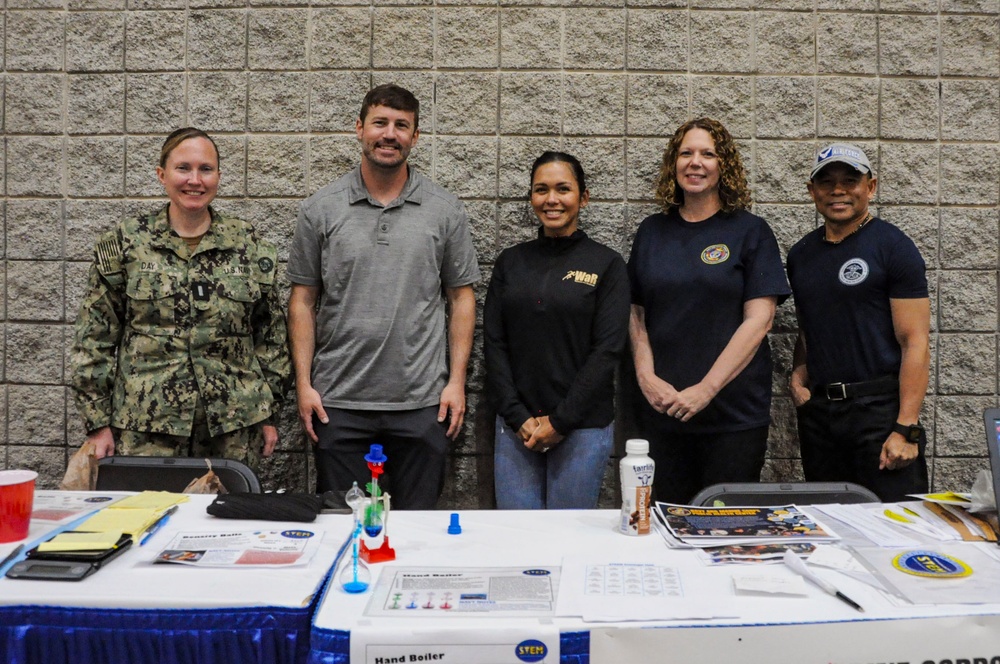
[654,117,751,214]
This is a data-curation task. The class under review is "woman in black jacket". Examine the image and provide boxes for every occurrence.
[484,152,630,509]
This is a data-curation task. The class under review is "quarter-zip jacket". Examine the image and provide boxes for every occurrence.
[484,229,630,434]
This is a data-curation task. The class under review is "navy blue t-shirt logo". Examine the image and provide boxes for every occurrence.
[700,244,730,264]
[838,258,869,286]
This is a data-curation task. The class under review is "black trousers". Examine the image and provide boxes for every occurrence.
[796,392,928,503]
[640,406,769,505]
[313,406,449,510]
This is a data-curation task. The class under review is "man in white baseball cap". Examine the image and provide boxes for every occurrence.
[786,143,931,502]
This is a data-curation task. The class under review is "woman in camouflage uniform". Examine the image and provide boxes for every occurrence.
[70,128,291,469]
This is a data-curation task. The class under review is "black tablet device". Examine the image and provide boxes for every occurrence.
[981,408,1000,530]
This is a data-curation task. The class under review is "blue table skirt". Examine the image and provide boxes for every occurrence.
[307,628,591,664]
[1,604,314,664]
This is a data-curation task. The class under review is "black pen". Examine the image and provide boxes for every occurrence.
[833,589,865,613]
[783,550,864,613]
[0,544,25,571]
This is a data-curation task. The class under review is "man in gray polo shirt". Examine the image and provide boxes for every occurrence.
[287,84,480,509]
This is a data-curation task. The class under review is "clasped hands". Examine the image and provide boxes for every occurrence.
[638,372,715,423]
[519,416,564,453]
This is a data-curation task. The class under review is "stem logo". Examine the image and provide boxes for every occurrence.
[515,640,547,662]
[280,530,315,539]
[892,550,971,578]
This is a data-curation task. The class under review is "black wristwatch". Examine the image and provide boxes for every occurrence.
[892,422,924,444]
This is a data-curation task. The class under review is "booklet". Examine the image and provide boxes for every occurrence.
[654,503,840,548]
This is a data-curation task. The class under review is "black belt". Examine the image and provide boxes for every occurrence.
[817,376,898,401]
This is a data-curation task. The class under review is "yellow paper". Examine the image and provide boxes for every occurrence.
[112,491,189,510]
[38,530,123,552]
[78,508,163,537]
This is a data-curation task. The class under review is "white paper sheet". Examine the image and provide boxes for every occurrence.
[556,556,734,621]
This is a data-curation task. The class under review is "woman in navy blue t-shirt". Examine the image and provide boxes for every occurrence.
[627,118,790,504]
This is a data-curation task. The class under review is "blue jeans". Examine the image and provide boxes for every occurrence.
[494,416,614,509]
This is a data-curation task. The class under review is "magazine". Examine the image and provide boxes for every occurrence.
[654,502,840,548]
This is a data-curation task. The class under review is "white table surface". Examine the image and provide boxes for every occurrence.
[311,508,1000,663]
[0,492,351,610]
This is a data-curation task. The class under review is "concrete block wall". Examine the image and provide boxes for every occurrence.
[2,1,998,509]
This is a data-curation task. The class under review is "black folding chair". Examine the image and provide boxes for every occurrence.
[690,481,880,507]
[95,456,261,493]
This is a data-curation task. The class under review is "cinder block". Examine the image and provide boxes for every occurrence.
[125,11,185,72]
[7,200,63,260]
[566,9,626,70]
[248,72,309,133]
[941,80,1000,142]
[878,206,940,270]
[308,135,362,195]
[940,144,1000,206]
[310,8,371,69]
[6,11,64,72]
[68,137,125,198]
[7,261,64,322]
[755,11,815,75]
[563,137,625,201]
[817,13,877,74]
[626,75,688,137]
[436,73,498,135]
[879,15,938,76]
[502,137,556,201]
[189,9,247,70]
[691,76,753,138]
[68,74,126,134]
[6,136,64,197]
[66,200,125,261]
[437,7,499,69]
[7,324,65,384]
[433,135,499,199]
[564,74,625,136]
[5,74,63,134]
[500,73,563,135]
[248,9,309,70]
[939,208,999,270]
[938,271,997,332]
[878,143,939,205]
[125,73,185,133]
[690,11,752,73]
[372,8,433,69]
[880,79,939,141]
[817,77,878,138]
[755,77,815,139]
[500,9,562,69]
[246,135,308,198]
[310,71,371,133]
[189,72,249,133]
[66,11,124,72]
[937,333,996,395]
[942,16,1000,77]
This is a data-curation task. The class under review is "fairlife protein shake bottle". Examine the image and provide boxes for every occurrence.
[619,439,655,536]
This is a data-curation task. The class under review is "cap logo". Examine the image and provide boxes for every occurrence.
[838,258,869,286]
[701,244,730,264]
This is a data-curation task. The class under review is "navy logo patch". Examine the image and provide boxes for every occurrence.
[258,257,274,273]
[701,244,730,264]
[838,258,869,286]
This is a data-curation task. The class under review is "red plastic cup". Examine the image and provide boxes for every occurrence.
[0,470,37,543]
